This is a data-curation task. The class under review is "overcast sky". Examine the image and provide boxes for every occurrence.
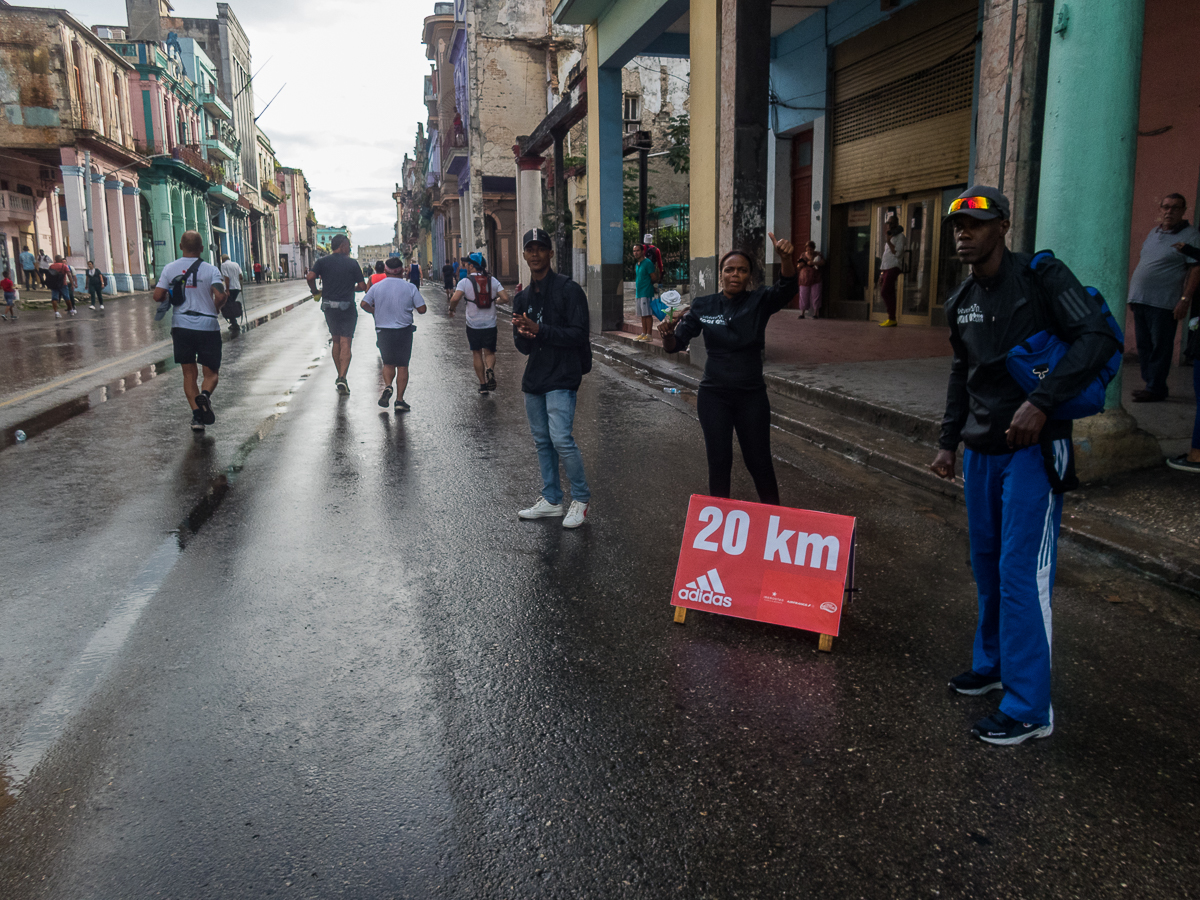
[27,0,431,247]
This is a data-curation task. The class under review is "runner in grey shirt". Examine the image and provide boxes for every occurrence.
[1128,192,1200,401]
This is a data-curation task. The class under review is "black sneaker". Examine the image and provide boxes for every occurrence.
[195,392,216,425]
[972,711,1053,745]
[485,367,496,390]
[395,398,411,413]
[335,377,350,395]
[478,383,490,394]
[379,386,394,408]
[948,670,1003,696]
[1167,455,1200,474]
[191,410,205,432]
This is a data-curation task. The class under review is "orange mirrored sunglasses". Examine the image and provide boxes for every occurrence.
[947,196,1000,214]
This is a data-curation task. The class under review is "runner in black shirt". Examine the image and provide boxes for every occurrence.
[660,233,797,504]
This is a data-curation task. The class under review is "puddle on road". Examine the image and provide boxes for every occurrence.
[2,358,174,450]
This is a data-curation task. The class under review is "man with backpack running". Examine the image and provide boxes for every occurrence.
[930,185,1119,745]
[511,229,591,529]
[449,252,509,393]
[219,254,244,333]
[153,231,228,432]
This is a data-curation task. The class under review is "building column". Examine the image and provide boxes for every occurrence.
[123,185,149,290]
[584,26,623,333]
[151,181,177,279]
[90,173,115,292]
[60,164,87,261]
[105,180,132,292]
[1035,0,1158,479]
[515,154,545,287]
[196,201,211,263]
[765,134,791,284]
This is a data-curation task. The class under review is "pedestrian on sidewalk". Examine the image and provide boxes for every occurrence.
[85,261,106,311]
[45,256,72,318]
[18,247,35,291]
[153,230,228,433]
[879,216,905,327]
[930,185,1119,746]
[659,234,797,506]
[307,233,369,396]
[1127,193,1200,402]
[512,228,592,529]
[633,243,657,341]
[64,262,78,314]
[253,261,263,284]
[1,269,16,321]
[1167,239,1200,472]
[449,252,509,393]
[219,255,243,333]
[360,256,427,413]
[37,252,51,288]
[796,241,824,319]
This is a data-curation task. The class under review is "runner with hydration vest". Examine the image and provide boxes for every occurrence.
[448,252,510,394]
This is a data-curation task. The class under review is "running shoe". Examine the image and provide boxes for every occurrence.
[486,368,496,390]
[395,398,411,413]
[563,500,589,529]
[88,304,95,310]
[879,319,897,327]
[335,377,350,395]
[194,393,215,425]
[98,305,104,310]
[70,309,77,316]
[972,711,1053,745]
[1167,455,1200,473]
[191,409,205,432]
[379,386,394,408]
[519,498,564,519]
[478,383,490,394]
[55,311,61,318]
[948,670,1003,696]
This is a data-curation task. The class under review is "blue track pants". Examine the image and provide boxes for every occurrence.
[962,441,1067,725]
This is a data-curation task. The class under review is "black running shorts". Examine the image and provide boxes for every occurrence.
[466,325,498,352]
[172,327,222,371]
[376,326,414,367]
[323,304,358,338]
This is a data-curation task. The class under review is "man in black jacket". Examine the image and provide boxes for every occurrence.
[512,228,591,529]
[930,185,1119,746]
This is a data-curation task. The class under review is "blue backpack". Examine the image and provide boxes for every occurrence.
[1005,250,1124,420]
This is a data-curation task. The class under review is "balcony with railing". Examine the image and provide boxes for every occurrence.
[0,191,36,218]
[261,180,283,203]
[200,90,233,121]
[203,120,241,162]
[171,143,220,183]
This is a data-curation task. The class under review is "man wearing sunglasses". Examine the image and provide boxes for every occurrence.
[1127,193,1200,402]
[930,185,1119,746]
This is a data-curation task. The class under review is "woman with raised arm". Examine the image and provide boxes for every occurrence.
[659,233,797,505]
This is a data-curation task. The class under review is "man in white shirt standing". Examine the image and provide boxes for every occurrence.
[361,256,428,412]
[154,231,228,432]
[879,215,907,327]
[448,252,509,393]
[220,254,244,334]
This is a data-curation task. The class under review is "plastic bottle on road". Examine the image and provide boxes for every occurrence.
[663,387,680,394]
[15,429,26,441]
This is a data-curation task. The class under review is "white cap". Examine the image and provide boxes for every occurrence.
[642,234,653,244]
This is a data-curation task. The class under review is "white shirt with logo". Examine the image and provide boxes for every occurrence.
[456,275,503,329]
[156,257,225,331]
[220,260,243,291]
[364,276,425,329]
[881,232,907,271]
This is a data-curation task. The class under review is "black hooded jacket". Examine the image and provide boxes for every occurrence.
[512,270,590,394]
[940,250,1120,454]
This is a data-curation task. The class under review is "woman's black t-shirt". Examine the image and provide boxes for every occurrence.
[670,274,798,389]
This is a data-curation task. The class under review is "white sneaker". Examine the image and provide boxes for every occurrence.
[54,311,61,318]
[518,498,564,519]
[563,500,589,529]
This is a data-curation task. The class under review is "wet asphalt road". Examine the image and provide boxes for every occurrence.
[1,285,1198,899]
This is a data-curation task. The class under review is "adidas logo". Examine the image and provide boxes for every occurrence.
[678,568,733,608]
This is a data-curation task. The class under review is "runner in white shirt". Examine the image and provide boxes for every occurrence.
[361,256,428,412]
[153,230,228,432]
[219,255,244,333]
[448,252,509,393]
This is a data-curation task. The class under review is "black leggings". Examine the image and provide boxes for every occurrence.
[696,385,779,505]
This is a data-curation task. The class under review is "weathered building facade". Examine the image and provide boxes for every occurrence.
[276,165,312,278]
[0,7,150,291]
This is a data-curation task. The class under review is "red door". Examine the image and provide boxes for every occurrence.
[789,132,813,309]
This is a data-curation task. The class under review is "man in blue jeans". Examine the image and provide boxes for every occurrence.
[512,228,591,529]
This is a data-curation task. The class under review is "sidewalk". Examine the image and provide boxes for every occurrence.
[596,314,1200,597]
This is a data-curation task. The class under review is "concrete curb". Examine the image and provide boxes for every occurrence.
[590,333,1200,598]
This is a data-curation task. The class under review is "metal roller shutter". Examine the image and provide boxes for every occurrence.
[831,0,978,205]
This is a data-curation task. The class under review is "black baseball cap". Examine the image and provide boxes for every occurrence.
[946,185,1011,222]
[523,228,552,249]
